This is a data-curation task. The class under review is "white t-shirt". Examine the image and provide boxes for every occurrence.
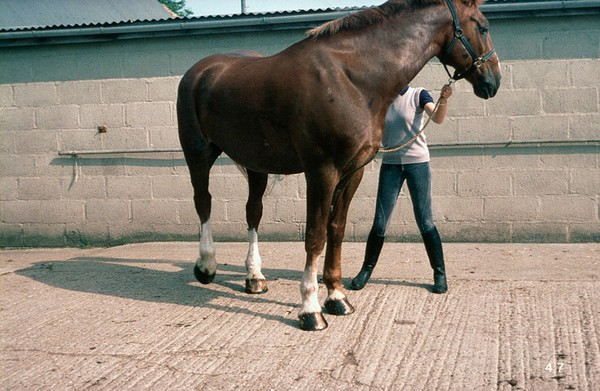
[381,86,433,165]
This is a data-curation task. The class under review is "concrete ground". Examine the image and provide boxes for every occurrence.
[1,241,599,390]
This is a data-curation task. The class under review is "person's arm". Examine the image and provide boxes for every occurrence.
[424,84,453,124]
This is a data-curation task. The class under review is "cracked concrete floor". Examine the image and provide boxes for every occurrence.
[1,242,599,390]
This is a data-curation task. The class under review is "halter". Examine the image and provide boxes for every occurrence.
[441,0,495,82]
[378,0,496,154]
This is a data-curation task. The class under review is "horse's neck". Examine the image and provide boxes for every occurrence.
[324,6,449,103]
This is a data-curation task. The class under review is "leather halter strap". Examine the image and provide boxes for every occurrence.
[442,0,495,81]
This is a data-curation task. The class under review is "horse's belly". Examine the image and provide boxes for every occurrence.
[217,139,304,175]
[203,106,305,174]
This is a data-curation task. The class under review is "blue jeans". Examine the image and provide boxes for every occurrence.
[371,162,436,237]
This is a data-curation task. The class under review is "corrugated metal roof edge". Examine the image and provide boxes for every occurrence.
[3,17,175,32]
[1,1,598,47]
[0,7,357,33]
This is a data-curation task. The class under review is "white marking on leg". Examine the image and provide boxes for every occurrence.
[197,221,216,275]
[327,288,346,302]
[299,261,321,315]
[245,228,265,281]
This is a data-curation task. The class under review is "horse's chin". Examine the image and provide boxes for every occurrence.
[473,80,499,99]
[472,71,501,99]
[474,88,493,99]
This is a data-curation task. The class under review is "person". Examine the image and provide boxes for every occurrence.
[351,84,453,293]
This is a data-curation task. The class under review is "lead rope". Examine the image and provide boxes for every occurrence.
[378,79,455,154]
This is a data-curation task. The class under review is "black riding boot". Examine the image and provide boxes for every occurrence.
[351,231,385,290]
[422,227,448,294]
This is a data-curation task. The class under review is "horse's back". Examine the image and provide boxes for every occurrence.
[177,43,376,175]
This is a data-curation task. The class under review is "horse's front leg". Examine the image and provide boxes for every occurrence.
[298,170,337,331]
[323,168,364,316]
[245,170,268,294]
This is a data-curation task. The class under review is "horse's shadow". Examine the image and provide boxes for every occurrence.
[16,256,304,328]
[15,255,433,329]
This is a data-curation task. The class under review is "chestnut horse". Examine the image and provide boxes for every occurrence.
[177,0,500,331]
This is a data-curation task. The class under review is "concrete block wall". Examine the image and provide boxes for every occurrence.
[410,59,599,243]
[1,13,599,246]
[1,58,598,246]
[0,76,187,246]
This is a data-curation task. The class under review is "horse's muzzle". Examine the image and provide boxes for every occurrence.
[474,74,500,99]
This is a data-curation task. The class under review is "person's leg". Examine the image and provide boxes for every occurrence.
[351,164,404,290]
[405,162,447,294]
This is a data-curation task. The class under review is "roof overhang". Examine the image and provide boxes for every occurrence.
[1,1,598,48]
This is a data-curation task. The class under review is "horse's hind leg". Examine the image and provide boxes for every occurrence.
[186,145,221,284]
[245,170,268,294]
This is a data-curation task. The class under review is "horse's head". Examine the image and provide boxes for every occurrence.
[438,0,501,99]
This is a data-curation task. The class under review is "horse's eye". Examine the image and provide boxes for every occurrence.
[479,26,489,35]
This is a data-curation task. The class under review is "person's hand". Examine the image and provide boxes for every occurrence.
[440,84,453,100]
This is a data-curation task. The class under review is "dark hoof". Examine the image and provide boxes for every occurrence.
[245,278,268,294]
[324,297,355,316]
[298,312,328,331]
[194,265,215,284]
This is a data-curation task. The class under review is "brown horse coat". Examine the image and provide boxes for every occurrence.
[177,0,500,330]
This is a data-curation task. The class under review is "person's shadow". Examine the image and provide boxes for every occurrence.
[16,255,433,329]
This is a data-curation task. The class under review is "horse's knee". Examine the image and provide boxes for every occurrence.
[304,232,326,256]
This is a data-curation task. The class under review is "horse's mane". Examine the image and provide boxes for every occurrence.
[307,0,449,38]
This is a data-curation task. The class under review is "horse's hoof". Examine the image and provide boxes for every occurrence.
[324,297,355,316]
[298,312,328,331]
[245,278,268,294]
[194,265,215,284]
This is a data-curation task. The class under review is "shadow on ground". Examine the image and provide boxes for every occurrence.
[15,254,433,329]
